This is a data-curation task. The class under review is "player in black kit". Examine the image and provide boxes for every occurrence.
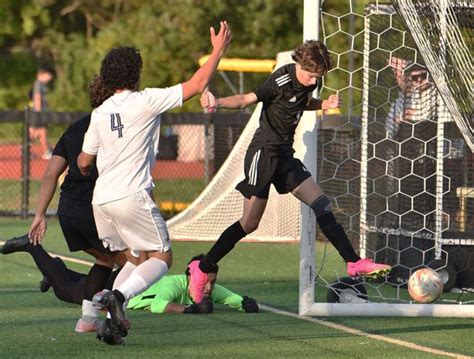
[1,75,127,332]
[189,40,391,303]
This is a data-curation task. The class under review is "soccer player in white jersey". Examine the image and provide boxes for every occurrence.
[77,21,231,343]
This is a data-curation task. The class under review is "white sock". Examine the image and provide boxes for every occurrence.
[81,300,98,322]
[113,261,137,290]
[116,258,168,301]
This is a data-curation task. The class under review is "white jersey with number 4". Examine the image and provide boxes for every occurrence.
[82,85,183,205]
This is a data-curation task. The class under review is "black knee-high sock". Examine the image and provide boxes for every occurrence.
[27,245,85,304]
[199,221,247,273]
[84,264,113,300]
[54,278,87,305]
[316,212,361,263]
[104,267,123,290]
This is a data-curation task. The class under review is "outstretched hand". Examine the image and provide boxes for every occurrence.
[322,94,341,110]
[210,21,232,54]
[29,214,47,245]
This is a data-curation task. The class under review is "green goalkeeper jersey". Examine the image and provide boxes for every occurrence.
[127,274,244,313]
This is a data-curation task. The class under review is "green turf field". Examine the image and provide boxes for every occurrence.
[0,218,473,358]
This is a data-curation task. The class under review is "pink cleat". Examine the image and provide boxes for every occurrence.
[75,318,98,333]
[188,260,209,304]
[347,258,391,278]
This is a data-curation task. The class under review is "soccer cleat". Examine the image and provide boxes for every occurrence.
[347,258,391,278]
[75,318,98,333]
[39,276,51,293]
[92,289,110,310]
[188,260,209,304]
[1,233,30,254]
[96,319,124,345]
[93,290,128,337]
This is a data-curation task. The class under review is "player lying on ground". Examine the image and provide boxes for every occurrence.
[77,21,232,344]
[1,75,132,333]
[127,254,258,314]
[190,40,391,303]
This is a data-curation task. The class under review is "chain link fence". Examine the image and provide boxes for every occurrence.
[0,110,249,219]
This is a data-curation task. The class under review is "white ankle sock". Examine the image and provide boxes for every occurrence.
[116,258,168,301]
[81,300,98,322]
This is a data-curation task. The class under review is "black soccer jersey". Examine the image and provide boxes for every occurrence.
[52,115,98,219]
[251,63,318,155]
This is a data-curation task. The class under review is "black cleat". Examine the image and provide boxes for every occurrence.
[96,319,124,345]
[93,290,128,337]
[1,233,30,254]
[39,276,51,293]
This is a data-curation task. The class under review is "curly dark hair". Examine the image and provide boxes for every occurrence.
[292,40,334,75]
[99,46,143,91]
[88,75,114,108]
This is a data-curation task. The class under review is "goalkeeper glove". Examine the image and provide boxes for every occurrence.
[183,296,214,314]
[242,296,259,313]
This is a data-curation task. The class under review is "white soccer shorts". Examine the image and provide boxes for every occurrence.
[93,189,171,256]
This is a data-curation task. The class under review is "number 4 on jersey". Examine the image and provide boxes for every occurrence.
[111,114,124,138]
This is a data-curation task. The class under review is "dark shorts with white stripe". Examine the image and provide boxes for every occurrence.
[236,146,312,199]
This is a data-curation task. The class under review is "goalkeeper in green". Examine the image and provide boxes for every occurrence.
[127,255,259,314]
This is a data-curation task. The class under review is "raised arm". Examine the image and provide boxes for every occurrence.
[181,21,232,102]
[29,156,68,245]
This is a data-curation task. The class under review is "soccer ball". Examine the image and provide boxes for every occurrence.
[408,268,443,303]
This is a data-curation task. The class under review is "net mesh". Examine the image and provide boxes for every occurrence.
[318,2,474,305]
[392,0,474,152]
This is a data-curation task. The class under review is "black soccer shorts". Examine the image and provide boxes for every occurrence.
[58,214,108,253]
[236,146,312,199]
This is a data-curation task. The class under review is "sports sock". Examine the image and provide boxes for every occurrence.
[200,221,247,273]
[104,267,123,290]
[112,262,136,290]
[81,299,98,323]
[316,212,361,263]
[84,264,113,300]
[116,258,168,301]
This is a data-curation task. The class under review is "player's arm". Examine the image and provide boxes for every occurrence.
[162,298,213,314]
[304,94,341,111]
[77,152,96,176]
[201,90,257,110]
[212,284,259,313]
[181,21,232,102]
[78,113,99,176]
[29,155,68,245]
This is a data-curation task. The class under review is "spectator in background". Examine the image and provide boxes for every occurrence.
[30,67,54,159]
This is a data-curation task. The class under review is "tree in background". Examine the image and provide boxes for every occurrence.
[1,1,366,112]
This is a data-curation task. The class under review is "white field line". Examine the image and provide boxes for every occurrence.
[1,240,471,358]
[259,305,472,359]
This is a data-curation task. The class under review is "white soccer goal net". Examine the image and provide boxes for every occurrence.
[301,1,474,317]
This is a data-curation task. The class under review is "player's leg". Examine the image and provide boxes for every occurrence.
[58,215,115,332]
[191,196,268,303]
[292,176,391,277]
[1,234,87,303]
[92,190,172,340]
